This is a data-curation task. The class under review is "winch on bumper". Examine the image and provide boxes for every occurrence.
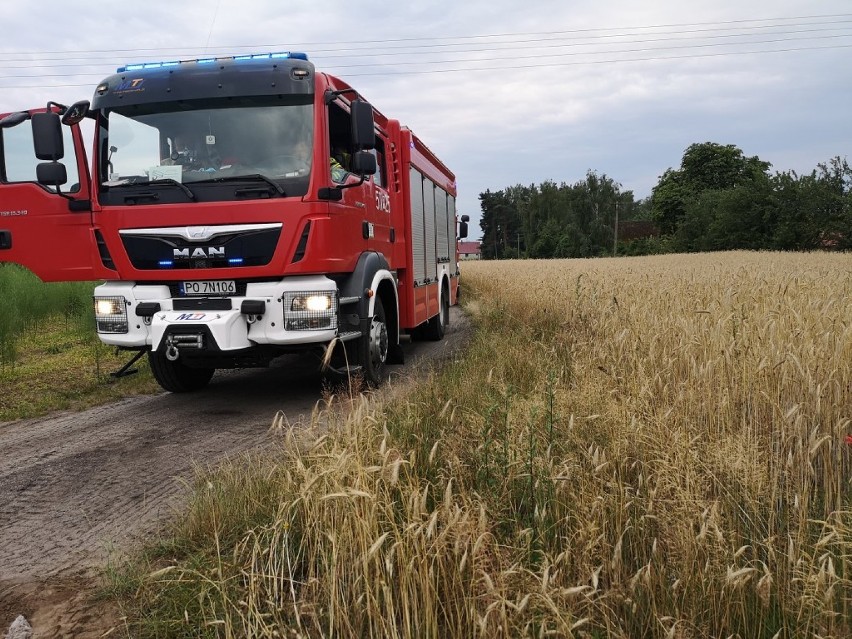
[163,333,205,361]
[92,276,344,362]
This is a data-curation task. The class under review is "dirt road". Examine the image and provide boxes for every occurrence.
[0,308,469,637]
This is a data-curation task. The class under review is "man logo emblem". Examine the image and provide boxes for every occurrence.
[173,246,225,259]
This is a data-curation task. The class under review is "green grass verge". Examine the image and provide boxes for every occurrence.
[0,265,160,421]
[0,321,161,421]
[0,263,95,365]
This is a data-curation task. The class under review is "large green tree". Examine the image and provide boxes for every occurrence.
[651,142,771,236]
[480,148,849,259]
[480,172,635,259]
[479,188,527,259]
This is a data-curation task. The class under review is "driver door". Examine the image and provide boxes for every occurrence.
[0,108,108,282]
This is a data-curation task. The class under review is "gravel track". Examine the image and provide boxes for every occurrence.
[0,307,469,637]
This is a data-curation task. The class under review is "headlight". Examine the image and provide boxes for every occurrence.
[95,298,122,316]
[291,294,332,312]
[93,295,128,333]
[285,291,337,331]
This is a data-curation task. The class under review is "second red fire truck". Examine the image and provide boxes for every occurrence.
[0,52,468,391]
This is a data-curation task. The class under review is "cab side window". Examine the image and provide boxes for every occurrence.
[372,137,386,188]
[1,121,80,192]
[328,101,386,186]
[328,101,352,174]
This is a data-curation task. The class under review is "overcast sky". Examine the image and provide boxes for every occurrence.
[1,1,850,239]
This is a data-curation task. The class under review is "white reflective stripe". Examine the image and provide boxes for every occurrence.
[120,223,282,242]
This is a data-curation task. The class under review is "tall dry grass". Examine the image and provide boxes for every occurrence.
[112,251,851,638]
[454,251,852,637]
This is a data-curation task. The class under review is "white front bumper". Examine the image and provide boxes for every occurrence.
[94,276,339,351]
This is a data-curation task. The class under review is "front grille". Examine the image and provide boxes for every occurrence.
[121,227,281,270]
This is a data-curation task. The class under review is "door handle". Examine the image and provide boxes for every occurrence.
[0,230,11,250]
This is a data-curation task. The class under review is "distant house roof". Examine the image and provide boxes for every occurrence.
[458,241,481,254]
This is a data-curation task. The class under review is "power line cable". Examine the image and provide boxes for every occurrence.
[2,41,849,90]
[318,33,852,70]
[0,13,850,58]
[3,23,852,70]
[1,16,850,91]
[335,42,852,77]
[0,30,849,81]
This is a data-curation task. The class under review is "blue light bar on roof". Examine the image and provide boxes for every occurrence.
[117,51,308,73]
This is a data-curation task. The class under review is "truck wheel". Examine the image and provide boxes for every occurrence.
[423,285,449,341]
[148,351,215,393]
[360,297,388,385]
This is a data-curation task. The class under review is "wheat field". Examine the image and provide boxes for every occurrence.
[117,251,852,638]
[456,251,852,637]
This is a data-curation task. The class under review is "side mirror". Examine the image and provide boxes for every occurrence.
[36,161,68,187]
[459,214,470,239]
[350,100,375,150]
[351,150,376,176]
[31,112,64,161]
[318,186,343,201]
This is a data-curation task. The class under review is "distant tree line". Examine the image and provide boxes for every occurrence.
[478,142,851,258]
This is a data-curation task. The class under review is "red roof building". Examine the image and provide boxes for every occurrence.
[458,241,482,260]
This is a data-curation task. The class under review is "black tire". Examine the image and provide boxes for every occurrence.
[147,351,215,393]
[423,284,449,341]
[359,297,389,386]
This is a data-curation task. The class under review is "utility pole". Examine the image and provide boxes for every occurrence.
[494,224,500,260]
[613,201,619,256]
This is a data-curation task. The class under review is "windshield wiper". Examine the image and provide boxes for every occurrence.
[147,179,197,201]
[193,174,286,197]
[107,178,197,201]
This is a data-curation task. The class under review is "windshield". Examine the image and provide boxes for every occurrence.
[98,97,313,201]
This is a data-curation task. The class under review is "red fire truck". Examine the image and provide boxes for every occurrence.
[0,52,468,391]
